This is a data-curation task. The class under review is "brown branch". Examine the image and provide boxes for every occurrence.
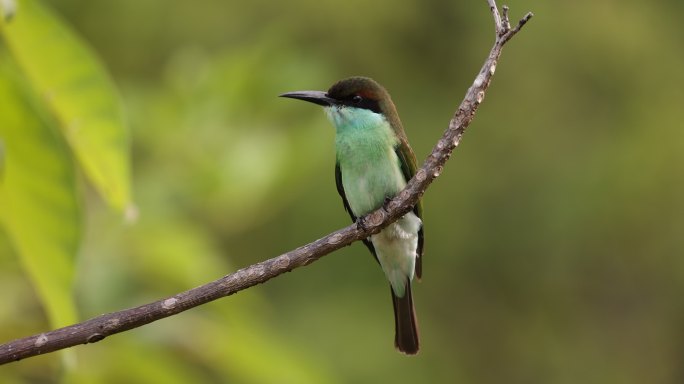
[0,0,533,365]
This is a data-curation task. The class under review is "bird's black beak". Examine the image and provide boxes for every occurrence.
[279,90,335,107]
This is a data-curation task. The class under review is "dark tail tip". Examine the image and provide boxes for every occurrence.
[391,282,419,355]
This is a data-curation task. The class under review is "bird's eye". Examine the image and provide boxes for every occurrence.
[352,95,363,104]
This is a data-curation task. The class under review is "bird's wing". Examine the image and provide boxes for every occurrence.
[336,162,379,260]
[335,162,355,221]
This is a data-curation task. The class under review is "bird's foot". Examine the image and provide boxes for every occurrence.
[382,196,393,211]
[356,216,368,232]
[356,197,393,232]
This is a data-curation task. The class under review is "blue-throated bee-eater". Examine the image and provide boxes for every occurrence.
[281,77,424,354]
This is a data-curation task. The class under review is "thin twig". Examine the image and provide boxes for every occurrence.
[487,0,503,33]
[0,0,532,365]
[502,5,512,31]
[513,12,534,35]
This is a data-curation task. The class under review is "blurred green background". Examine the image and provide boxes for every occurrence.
[2,0,684,382]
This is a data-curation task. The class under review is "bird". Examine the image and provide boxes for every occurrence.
[281,77,424,354]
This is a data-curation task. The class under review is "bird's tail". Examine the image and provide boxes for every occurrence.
[391,281,419,354]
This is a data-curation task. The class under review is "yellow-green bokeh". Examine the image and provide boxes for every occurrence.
[1,0,684,383]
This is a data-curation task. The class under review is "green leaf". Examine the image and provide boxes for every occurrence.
[0,62,79,328]
[0,0,131,211]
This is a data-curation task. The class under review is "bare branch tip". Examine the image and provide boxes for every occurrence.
[502,5,512,31]
[513,12,534,33]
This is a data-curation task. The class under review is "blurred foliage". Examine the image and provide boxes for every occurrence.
[0,2,131,374]
[1,0,684,383]
[0,58,80,333]
[1,0,131,211]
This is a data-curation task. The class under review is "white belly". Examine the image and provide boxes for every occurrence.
[371,211,422,297]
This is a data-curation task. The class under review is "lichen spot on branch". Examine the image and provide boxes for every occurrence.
[162,298,178,310]
[34,334,48,348]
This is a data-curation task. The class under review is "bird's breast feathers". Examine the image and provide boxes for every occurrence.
[330,106,407,214]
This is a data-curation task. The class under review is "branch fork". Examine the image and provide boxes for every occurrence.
[488,0,533,43]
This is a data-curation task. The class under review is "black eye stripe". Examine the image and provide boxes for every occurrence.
[341,95,381,113]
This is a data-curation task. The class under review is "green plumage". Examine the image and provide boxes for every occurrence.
[281,76,424,355]
[330,105,420,296]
